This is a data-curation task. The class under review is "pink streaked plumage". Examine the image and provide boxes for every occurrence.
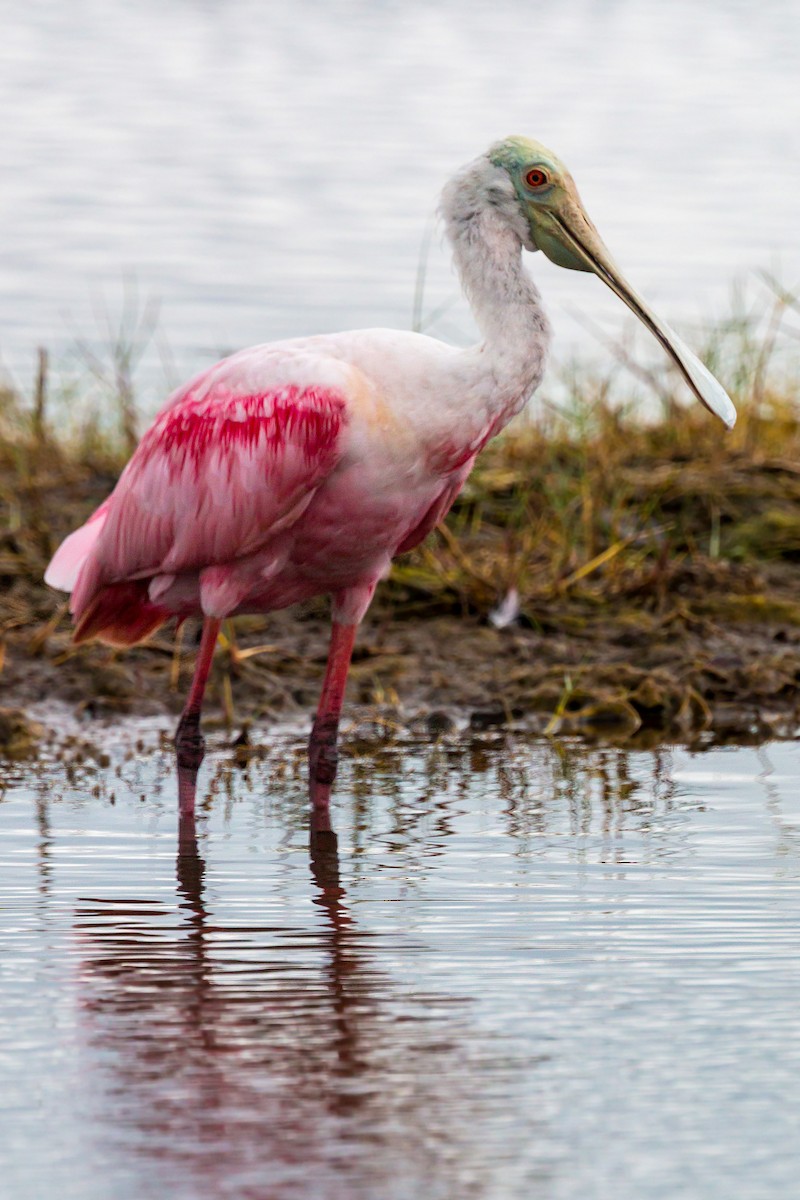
[67,374,349,636]
[47,136,735,815]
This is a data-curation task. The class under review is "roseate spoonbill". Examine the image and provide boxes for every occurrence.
[45,137,736,812]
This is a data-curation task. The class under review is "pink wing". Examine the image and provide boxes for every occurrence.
[62,351,350,643]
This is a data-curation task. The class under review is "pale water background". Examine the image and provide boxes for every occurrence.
[2,0,800,410]
[2,729,800,1199]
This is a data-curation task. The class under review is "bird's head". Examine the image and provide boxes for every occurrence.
[486,135,736,429]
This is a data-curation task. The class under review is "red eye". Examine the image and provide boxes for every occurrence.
[525,168,549,189]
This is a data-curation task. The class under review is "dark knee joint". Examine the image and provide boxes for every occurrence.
[175,711,205,770]
[309,716,340,785]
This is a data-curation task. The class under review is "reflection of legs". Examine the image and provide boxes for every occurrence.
[176,811,206,915]
[309,806,351,927]
[308,621,358,809]
[175,617,221,815]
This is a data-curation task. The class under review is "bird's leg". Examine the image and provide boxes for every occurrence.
[308,620,358,809]
[175,617,221,814]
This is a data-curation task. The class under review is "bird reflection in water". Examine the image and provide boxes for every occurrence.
[72,795,484,1197]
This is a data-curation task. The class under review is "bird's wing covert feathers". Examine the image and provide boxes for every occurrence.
[69,357,351,617]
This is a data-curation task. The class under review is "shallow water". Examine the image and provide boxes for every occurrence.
[3,0,800,405]
[2,728,800,1198]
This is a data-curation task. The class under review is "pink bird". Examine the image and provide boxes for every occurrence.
[46,137,735,813]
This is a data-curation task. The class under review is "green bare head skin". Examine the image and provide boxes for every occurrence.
[489,136,736,429]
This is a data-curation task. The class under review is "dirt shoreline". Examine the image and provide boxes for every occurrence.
[4,581,800,758]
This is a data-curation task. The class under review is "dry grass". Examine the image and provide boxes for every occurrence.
[390,389,800,619]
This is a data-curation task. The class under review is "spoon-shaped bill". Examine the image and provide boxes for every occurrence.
[543,208,737,430]
[647,321,737,431]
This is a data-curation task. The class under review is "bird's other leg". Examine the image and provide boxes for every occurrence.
[175,617,221,815]
[308,621,358,809]
[308,578,378,809]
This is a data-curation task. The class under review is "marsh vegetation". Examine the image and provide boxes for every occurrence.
[3,283,800,752]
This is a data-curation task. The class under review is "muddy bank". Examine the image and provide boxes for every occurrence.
[4,582,800,755]
[4,392,800,754]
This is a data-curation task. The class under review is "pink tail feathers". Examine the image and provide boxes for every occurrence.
[45,500,168,647]
[73,579,169,646]
[45,501,111,594]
